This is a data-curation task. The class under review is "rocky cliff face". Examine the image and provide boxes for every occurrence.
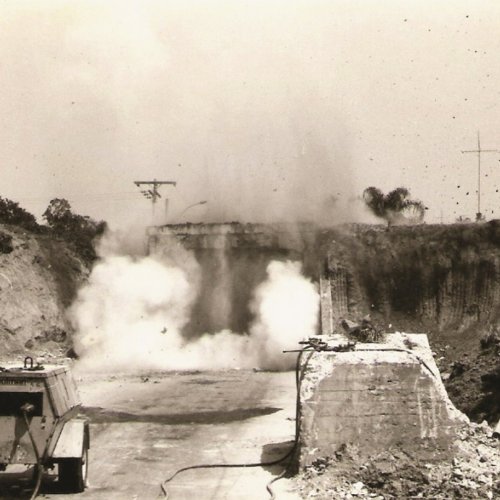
[0,224,89,357]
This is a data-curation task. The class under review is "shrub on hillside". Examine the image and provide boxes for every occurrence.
[0,197,39,232]
[43,198,107,261]
[0,231,13,254]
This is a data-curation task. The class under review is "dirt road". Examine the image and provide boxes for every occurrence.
[0,369,299,500]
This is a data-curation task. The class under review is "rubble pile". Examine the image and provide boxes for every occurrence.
[296,422,500,499]
[441,331,500,425]
[341,317,384,343]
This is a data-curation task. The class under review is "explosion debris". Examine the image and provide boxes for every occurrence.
[297,421,500,499]
[340,316,383,343]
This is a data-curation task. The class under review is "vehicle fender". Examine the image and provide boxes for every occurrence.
[52,419,89,459]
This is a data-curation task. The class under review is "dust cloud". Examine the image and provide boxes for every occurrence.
[70,230,319,372]
[249,260,319,370]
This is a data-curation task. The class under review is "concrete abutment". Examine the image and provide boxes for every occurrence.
[298,334,467,467]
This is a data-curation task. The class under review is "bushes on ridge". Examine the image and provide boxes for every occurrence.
[42,198,107,262]
[0,197,39,232]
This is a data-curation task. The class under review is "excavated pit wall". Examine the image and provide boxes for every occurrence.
[298,333,468,467]
[320,222,500,341]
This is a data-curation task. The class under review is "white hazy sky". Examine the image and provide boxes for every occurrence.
[1,0,500,228]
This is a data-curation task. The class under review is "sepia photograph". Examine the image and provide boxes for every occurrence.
[0,1,499,498]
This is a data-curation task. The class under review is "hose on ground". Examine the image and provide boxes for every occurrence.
[159,348,314,499]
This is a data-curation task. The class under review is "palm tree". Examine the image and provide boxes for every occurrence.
[363,187,425,226]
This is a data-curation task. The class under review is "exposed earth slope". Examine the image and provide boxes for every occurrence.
[0,224,89,357]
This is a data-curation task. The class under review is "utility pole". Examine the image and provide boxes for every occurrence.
[134,179,176,223]
[462,132,499,221]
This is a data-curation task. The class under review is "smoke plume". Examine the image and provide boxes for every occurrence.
[249,260,319,370]
[70,230,319,372]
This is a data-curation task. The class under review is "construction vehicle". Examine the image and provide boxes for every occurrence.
[0,357,89,496]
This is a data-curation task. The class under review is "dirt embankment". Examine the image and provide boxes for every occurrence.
[314,221,500,425]
[0,224,89,357]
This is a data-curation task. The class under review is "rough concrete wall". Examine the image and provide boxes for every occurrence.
[319,274,333,335]
[148,223,306,336]
[148,222,311,254]
[298,334,467,467]
[184,247,295,335]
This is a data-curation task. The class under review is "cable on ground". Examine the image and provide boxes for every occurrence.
[353,347,437,378]
[159,347,314,499]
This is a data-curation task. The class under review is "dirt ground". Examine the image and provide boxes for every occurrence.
[0,369,300,500]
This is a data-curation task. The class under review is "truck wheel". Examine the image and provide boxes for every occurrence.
[59,447,88,492]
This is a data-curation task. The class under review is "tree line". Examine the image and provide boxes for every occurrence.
[0,197,106,261]
[0,185,426,260]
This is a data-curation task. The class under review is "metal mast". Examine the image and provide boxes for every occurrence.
[461,132,499,221]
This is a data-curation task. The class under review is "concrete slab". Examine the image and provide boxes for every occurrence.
[36,370,302,500]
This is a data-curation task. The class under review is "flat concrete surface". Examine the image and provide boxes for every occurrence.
[0,370,300,499]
